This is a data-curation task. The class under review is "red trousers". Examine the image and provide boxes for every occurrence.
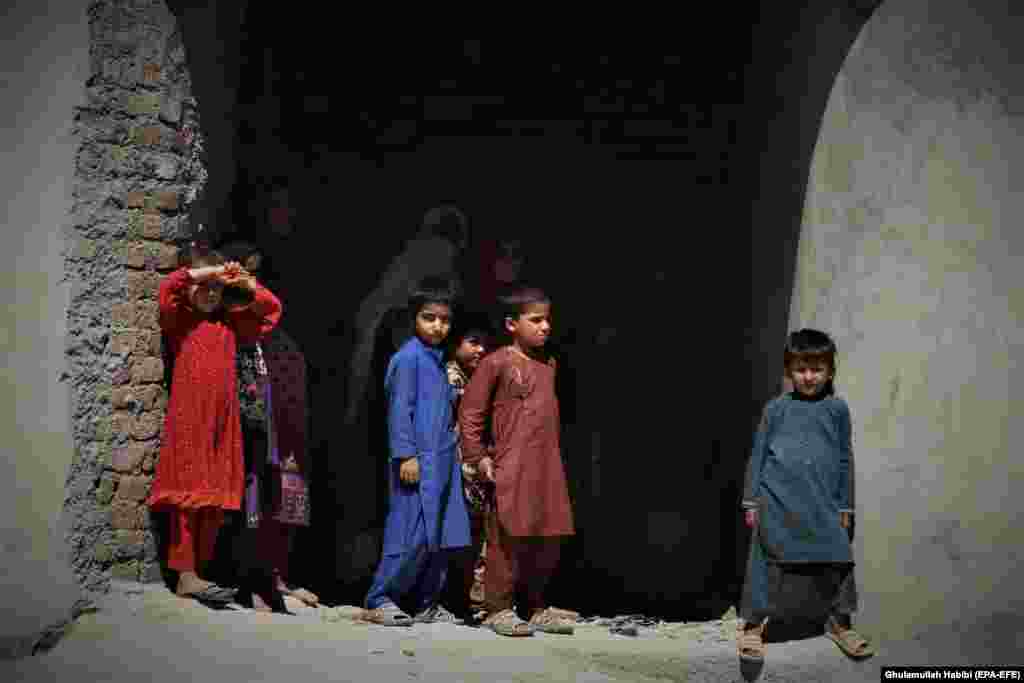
[167,508,224,573]
[484,508,562,616]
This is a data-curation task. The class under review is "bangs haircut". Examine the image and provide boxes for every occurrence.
[784,328,838,395]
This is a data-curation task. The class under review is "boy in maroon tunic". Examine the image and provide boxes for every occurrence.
[458,287,575,637]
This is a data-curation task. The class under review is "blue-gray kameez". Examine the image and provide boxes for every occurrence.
[740,392,857,622]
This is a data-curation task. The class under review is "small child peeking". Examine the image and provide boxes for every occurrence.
[146,244,281,606]
[362,277,471,626]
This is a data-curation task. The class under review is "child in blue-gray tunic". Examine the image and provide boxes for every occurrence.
[738,329,875,662]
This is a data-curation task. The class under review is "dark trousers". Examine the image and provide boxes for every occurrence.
[483,508,562,617]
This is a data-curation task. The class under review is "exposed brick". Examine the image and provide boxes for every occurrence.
[117,475,151,503]
[95,474,116,505]
[93,415,112,443]
[126,272,150,300]
[149,330,163,356]
[133,126,163,146]
[131,355,164,385]
[111,387,136,410]
[135,300,159,329]
[153,190,179,211]
[110,331,137,356]
[115,530,146,560]
[124,243,147,269]
[142,211,161,239]
[142,63,162,83]
[125,191,146,209]
[111,501,142,530]
[111,410,134,439]
[155,243,178,271]
[112,366,132,386]
[110,560,139,581]
[138,385,166,411]
[111,302,135,327]
[127,93,161,117]
[131,412,162,441]
[111,444,146,473]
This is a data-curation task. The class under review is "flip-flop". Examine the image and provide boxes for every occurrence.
[180,584,237,606]
[485,609,533,637]
[826,626,875,659]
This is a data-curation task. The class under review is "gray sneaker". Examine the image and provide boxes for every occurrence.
[414,604,464,624]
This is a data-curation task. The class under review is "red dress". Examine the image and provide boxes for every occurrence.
[147,268,282,512]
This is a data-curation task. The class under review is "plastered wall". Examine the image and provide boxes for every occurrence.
[0,0,90,658]
[791,0,1024,661]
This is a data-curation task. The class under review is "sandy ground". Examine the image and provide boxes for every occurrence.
[0,582,930,682]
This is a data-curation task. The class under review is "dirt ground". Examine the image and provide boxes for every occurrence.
[0,582,920,682]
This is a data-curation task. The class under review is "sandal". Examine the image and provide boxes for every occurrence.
[826,617,875,659]
[414,604,464,625]
[179,584,237,607]
[545,606,580,621]
[363,602,414,627]
[484,608,533,637]
[737,620,766,662]
[530,607,575,635]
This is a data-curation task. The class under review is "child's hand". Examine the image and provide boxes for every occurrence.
[399,457,420,486]
[839,511,852,529]
[478,456,495,482]
[744,508,758,529]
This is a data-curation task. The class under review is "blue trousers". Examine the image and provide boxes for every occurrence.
[365,511,450,613]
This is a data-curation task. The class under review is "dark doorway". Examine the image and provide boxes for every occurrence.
[227,25,752,618]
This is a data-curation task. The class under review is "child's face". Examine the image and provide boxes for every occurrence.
[244,252,262,275]
[455,336,487,373]
[506,302,552,349]
[189,280,224,314]
[414,303,452,347]
[786,358,833,397]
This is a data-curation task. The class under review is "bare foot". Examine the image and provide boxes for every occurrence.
[274,575,319,606]
[176,571,214,597]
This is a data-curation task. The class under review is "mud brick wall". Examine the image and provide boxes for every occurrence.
[64,0,207,593]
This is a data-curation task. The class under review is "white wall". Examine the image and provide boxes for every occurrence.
[792,0,1024,662]
[0,0,89,658]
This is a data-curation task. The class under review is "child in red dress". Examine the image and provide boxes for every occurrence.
[146,245,281,605]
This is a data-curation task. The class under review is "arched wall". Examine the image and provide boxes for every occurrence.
[792,0,1024,660]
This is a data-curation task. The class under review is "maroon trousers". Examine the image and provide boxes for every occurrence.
[484,508,562,617]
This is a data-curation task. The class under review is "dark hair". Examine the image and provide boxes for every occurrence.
[408,276,458,316]
[448,313,493,350]
[784,328,837,396]
[217,240,261,264]
[177,244,224,269]
[499,286,550,321]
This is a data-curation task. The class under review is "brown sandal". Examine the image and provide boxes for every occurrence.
[485,609,533,637]
[530,607,575,635]
[826,619,875,659]
[737,620,766,662]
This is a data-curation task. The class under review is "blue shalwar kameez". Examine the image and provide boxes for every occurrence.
[365,337,471,613]
[740,391,857,623]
